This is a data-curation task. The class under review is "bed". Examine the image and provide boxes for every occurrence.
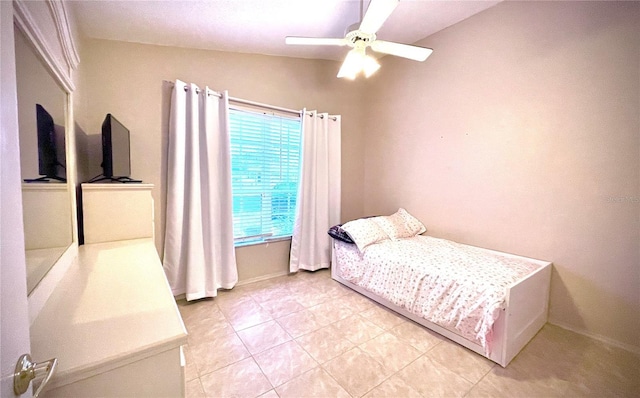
[329,209,552,367]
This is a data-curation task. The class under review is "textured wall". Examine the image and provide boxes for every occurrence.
[363,1,639,351]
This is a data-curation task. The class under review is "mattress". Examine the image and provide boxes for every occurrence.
[333,235,543,353]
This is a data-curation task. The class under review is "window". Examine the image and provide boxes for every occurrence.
[229,107,302,246]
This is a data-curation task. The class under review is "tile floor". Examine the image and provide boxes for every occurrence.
[178,269,640,397]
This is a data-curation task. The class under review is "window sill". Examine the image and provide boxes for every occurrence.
[234,236,292,248]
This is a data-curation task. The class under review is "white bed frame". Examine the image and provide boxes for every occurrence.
[331,242,552,367]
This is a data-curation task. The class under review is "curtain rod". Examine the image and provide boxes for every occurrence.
[164,80,301,116]
[309,113,338,122]
[229,96,301,116]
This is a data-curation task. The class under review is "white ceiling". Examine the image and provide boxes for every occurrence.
[69,0,500,61]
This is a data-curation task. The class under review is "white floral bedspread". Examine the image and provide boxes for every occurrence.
[334,236,542,354]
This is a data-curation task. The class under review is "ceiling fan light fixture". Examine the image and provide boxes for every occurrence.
[287,0,430,80]
[362,55,380,77]
[337,49,362,79]
[337,48,380,79]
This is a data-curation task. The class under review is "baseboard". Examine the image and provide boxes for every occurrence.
[172,271,290,302]
[236,270,290,286]
[173,293,186,301]
[549,320,640,356]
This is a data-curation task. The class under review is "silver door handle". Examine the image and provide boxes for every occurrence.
[14,354,58,397]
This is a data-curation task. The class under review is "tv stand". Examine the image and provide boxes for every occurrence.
[87,175,142,183]
[24,175,67,183]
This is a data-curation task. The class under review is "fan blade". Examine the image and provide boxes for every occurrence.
[370,40,433,61]
[359,0,399,35]
[285,37,348,46]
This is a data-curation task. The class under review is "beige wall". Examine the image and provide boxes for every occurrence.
[74,39,366,282]
[364,1,639,351]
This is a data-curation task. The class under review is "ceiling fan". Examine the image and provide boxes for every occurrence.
[285,0,433,79]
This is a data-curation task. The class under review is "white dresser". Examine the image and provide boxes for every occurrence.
[30,183,187,397]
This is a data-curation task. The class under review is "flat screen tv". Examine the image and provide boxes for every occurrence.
[102,113,130,178]
[24,104,65,182]
[88,114,140,183]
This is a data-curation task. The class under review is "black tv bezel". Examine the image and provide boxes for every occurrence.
[36,103,57,178]
[101,113,131,179]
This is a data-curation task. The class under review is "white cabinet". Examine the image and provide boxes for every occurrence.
[81,183,155,243]
[31,184,187,397]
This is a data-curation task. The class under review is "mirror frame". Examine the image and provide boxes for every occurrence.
[13,0,80,322]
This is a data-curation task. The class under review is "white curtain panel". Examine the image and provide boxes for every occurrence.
[163,80,238,300]
[290,110,341,272]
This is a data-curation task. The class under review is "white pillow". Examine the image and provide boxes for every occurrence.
[397,208,426,235]
[341,218,389,253]
[371,213,410,240]
[373,208,426,239]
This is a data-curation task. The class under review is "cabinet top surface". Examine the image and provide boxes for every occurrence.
[22,183,69,191]
[81,183,154,191]
[30,238,186,386]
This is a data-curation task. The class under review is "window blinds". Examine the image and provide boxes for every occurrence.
[229,107,302,245]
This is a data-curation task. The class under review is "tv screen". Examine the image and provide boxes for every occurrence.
[102,114,131,178]
[36,104,57,178]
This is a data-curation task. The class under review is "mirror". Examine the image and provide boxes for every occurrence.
[14,24,73,295]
